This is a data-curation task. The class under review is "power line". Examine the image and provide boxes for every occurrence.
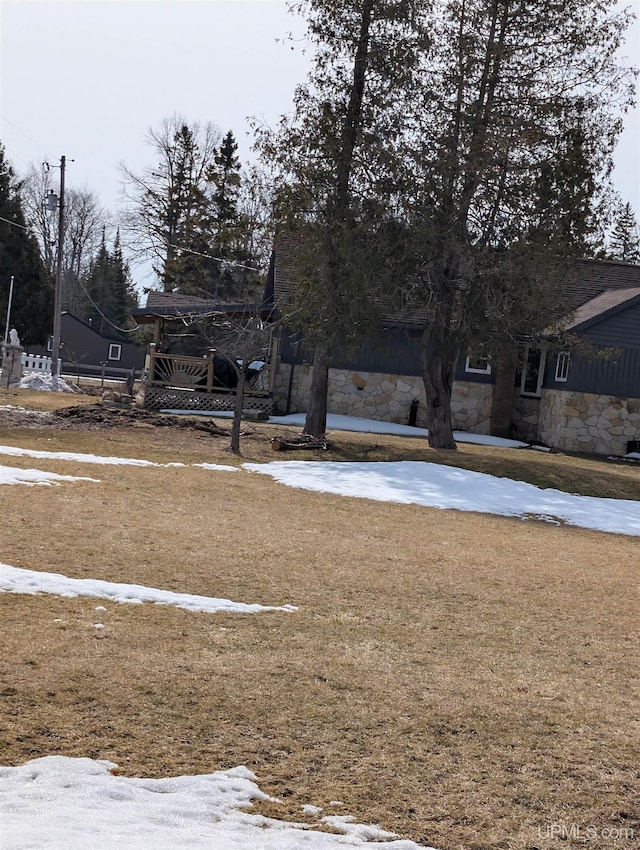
[0,214,29,231]
[167,242,259,272]
[0,114,49,156]
[75,275,141,336]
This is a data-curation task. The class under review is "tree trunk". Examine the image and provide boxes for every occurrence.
[421,330,457,450]
[302,1,373,441]
[304,343,329,437]
[229,368,246,454]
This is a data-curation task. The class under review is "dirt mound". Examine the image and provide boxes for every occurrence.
[0,405,57,428]
[54,404,230,435]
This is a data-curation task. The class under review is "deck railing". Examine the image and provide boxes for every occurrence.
[147,349,219,392]
[143,346,273,416]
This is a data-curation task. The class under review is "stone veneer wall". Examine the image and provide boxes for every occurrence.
[273,363,493,433]
[538,389,640,455]
[511,394,541,443]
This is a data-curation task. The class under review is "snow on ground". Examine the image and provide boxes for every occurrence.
[0,757,430,850]
[0,464,99,487]
[1,437,639,536]
[271,413,529,447]
[17,373,78,392]
[244,460,640,537]
[0,563,297,614]
[0,444,237,471]
[162,410,529,448]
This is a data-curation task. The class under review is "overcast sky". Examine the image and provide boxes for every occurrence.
[1,0,639,290]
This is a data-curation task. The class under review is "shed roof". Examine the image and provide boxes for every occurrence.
[131,290,270,324]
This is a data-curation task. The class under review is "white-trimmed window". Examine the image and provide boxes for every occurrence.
[464,355,491,375]
[46,337,53,352]
[555,352,570,382]
[521,345,547,397]
[108,343,122,361]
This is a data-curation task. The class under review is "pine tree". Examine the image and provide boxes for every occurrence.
[0,144,53,346]
[121,116,220,294]
[82,230,137,337]
[257,0,429,436]
[211,131,241,235]
[83,233,111,333]
[608,202,640,263]
[397,0,635,447]
[111,231,138,328]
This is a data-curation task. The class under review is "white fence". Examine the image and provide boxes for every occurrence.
[21,353,61,375]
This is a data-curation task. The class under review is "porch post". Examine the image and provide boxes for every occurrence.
[206,350,215,393]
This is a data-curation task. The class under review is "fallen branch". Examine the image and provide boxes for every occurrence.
[271,434,330,452]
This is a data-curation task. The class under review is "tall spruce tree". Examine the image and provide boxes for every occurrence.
[83,230,137,337]
[122,118,263,301]
[121,116,220,294]
[608,202,640,263]
[211,131,241,239]
[0,145,53,346]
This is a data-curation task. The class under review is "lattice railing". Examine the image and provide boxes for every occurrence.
[143,386,273,417]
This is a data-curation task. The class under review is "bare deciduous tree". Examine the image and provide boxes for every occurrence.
[20,164,109,314]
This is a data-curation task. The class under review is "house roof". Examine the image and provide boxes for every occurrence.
[553,286,640,333]
[272,237,640,332]
[560,259,640,314]
[61,311,141,345]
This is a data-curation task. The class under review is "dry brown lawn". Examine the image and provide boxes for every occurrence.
[0,388,638,850]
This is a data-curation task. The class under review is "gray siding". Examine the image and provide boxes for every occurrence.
[546,347,640,398]
[582,301,640,349]
[279,327,493,383]
[545,301,640,397]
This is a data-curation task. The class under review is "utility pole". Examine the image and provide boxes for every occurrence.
[51,155,66,382]
[3,275,14,346]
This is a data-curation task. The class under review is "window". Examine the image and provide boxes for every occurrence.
[46,337,53,352]
[520,345,547,397]
[555,352,570,382]
[108,344,122,361]
[464,355,491,375]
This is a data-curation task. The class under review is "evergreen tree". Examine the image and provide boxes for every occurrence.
[211,131,241,236]
[608,202,640,263]
[122,117,265,302]
[83,230,137,337]
[121,116,220,294]
[0,144,53,346]
[111,231,138,328]
[257,0,429,436]
[397,0,634,447]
